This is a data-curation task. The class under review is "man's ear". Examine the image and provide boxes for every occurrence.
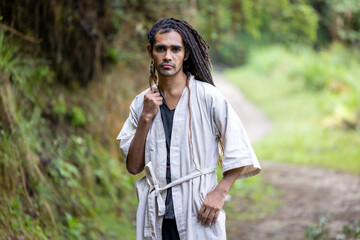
[184,50,189,61]
[147,44,152,58]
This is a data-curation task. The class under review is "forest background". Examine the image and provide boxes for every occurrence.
[0,0,359,239]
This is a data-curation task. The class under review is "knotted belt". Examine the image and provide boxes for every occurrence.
[141,162,216,239]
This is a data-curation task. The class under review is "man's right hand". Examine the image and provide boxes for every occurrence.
[126,88,163,174]
[141,88,163,122]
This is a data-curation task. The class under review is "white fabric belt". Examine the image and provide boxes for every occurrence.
[143,161,216,239]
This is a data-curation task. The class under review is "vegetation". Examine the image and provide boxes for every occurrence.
[306,215,360,240]
[0,30,139,239]
[226,44,360,173]
[0,1,193,238]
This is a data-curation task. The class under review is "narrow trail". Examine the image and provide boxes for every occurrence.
[213,72,272,142]
[213,72,360,240]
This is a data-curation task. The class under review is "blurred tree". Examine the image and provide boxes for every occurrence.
[311,0,360,47]
[195,0,319,65]
[0,0,116,86]
[0,0,191,86]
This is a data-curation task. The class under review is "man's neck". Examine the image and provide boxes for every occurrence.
[158,71,187,98]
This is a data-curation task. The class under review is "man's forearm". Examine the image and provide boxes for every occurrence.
[126,114,152,175]
[215,166,245,197]
[126,88,163,175]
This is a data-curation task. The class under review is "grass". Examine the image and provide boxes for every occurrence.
[0,30,138,239]
[225,44,360,174]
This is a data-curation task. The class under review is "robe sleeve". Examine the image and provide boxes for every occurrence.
[212,96,261,179]
[116,95,141,160]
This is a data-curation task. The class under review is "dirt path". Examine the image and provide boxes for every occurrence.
[213,72,272,142]
[213,72,360,240]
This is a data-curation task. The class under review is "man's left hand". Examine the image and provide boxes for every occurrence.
[197,188,227,227]
[197,167,245,227]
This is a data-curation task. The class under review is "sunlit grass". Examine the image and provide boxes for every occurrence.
[225,45,360,174]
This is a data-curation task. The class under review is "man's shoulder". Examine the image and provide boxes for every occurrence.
[192,77,225,101]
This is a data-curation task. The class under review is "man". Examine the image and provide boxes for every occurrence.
[117,18,261,240]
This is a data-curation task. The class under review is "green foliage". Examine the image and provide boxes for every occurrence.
[306,216,329,240]
[314,0,360,46]
[70,106,86,127]
[287,44,360,128]
[226,45,360,173]
[64,213,86,239]
[306,217,360,240]
[0,0,190,85]
[261,1,319,44]
[341,220,360,239]
[53,96,67,116]
[0,30,137,239]
[197,0,319,65]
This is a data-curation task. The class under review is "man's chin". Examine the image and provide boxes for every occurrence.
[158,70,176,77]
[157,67,184,78]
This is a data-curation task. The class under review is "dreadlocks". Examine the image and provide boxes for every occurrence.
[147,18,214,85]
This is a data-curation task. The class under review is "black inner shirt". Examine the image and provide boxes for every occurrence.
[159,90,176,219]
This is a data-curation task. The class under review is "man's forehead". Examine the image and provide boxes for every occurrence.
[154,30,184,47]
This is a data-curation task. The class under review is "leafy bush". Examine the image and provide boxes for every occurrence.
[70,106,86,127]
[341,221,360,239]
[306,217,360,240]
[53,96,67,116]
[0,30,137,239]
[306,216,329,240]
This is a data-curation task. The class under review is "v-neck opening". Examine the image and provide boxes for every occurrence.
[159,90,176,111]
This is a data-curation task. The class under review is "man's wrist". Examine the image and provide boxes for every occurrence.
[140,112,153,123]
[214,183,230,199]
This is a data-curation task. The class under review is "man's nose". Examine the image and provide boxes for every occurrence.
[163,50,172,61]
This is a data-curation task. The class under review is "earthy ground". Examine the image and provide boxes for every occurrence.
[213,72,360,240]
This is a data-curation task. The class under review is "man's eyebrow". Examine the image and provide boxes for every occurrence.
[154,44,183,49]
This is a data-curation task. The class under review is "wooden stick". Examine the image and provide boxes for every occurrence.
[0,23,42,44]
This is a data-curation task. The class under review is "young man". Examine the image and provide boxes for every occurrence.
[117,18,261,240]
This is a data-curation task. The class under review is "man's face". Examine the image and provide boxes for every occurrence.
[148,30,188,78]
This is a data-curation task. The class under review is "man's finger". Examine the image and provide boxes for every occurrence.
[201,208,211,225]
[197,205,206,222]
[147,92,160,98]
[150,90,160,96]
[204,210,215,227]
[211,210,220,226]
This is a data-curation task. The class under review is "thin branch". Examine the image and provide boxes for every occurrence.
[0,23,42,44]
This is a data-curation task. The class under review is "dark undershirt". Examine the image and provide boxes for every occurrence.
[159,91,175,219]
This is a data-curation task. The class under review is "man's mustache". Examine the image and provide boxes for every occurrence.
[159,62,175,68]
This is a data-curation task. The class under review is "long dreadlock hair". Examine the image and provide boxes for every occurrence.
[147,18,223,169]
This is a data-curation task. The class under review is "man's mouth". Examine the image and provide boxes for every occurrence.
[160,63,175,69]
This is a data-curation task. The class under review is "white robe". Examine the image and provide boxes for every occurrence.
[117,75,261,240]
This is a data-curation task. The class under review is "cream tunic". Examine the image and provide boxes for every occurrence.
[117,75,261,240]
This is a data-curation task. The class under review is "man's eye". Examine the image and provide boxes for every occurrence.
[173,48,180,52]
[157,47,165,51]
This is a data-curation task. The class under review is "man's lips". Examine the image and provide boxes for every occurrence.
[160,63,175,69]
